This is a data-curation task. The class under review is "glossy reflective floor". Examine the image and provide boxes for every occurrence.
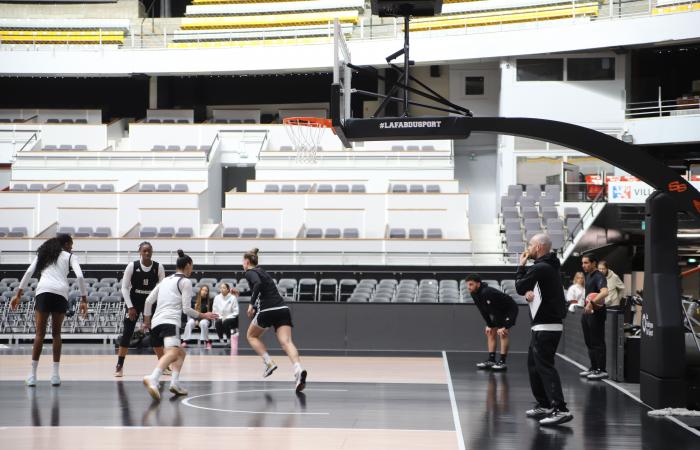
[0,345,698,450]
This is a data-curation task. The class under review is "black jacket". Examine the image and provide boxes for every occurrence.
[472,283,519,329]
[245,266,285,311]
[515,252,567,326]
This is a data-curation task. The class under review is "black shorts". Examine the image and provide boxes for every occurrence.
[489,315,516,329]
[254,307,293,331]
[35,292,69,314]
[149,324,178,348]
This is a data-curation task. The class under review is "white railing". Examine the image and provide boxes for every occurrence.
[0,0,695,51]
[626,99,700,119]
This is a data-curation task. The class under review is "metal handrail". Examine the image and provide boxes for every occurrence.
[561,186,607,255]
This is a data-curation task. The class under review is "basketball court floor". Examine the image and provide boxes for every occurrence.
[1,346,698,450]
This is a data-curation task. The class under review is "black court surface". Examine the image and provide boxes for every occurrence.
[0,346,698,450]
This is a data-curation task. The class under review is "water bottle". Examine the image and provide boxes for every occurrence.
[230,331,239,356]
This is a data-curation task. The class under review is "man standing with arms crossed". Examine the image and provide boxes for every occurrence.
[580,254,609,380]
[516,233,572,426]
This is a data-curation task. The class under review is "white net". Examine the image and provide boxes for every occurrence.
[283,118,329,164]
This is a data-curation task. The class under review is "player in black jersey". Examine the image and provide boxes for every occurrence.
[243,248,307,392]
[114,242,166,377]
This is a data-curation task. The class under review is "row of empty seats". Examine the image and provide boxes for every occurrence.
[211,118,257,124]
[56,226,112,238]
[45,118,88,124]
[388,228,443,239]
[146,119,192,124]
[0,20,129,45]
[390,145,436,152]
[42,144,89,151]
[152,145,209,152]
[502,205,582,253]
[65,183,115,192]
[138,183,189,192]
[390,184,441,193]
[139,227,195,238]
[221,227,276,238]
[304,228,359,239]
[263,183,365,193]
[0,227,28,238]
[408,2,599,31]
[11,183,59,192]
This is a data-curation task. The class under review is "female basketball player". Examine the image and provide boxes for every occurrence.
[11,233,88,386]
[114,241,166,377]
[142,250,217,401]
[244,248,307,392]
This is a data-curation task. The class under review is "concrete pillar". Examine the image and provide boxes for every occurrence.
[149,76,158,110]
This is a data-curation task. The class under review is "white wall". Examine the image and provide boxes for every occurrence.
[454,149,498,225]
[146,109,194,122]
[0,109,101,123]
[624,115,700,144]
[40,124,108,149]
[57,207,118,232]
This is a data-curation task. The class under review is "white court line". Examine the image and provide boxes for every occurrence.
[182,388,348,416]
[556,353,700,439]
[0,425,456,433]
[441,351,466,450]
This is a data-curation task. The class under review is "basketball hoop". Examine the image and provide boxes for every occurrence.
[283,117,332,164]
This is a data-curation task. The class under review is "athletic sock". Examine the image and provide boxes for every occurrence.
[499,354,507,364]
[52,362,60,377]
[171,371,180,385]
[31,360,39,377]
[293,362,302,374]
[488,352,496,362]
[262,353,272,365]
[150,367,163,382]
[117,356,125,367]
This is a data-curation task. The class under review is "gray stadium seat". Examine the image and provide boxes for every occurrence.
[74,227,93,238]
[140,227,157,238]
[519,197,537,208]
[422,145,435,151]
[507,185,522,198]
[297,184,311,193]
[281,184,296,193]
[389,228,406,239]
[43,145,57,151]
[28,184,44,192]
[351,184,366,193]
[502,207,519,220]
[167,144,182,151]
[408,228,425,239]
[82,184,98,192]
[12,184,27,191]
[139,184,155,192]
[391,184,407,193]
[550,230,565,249]
[317,184,333,193]
[391,145,404,151]
[74,145,88,151]
[223,227,240,238]
[156,184,172,192]
[539,197,557,208]
[564,207,580,219]
[173,184,188,192]
[9,227,27,237]
[58,227,75,236]
[343,228,359,238]
[334,184,349,193]
[241,228,258,238]
[305,228,323,238]
[546,218,564,231]
[157,227,175,238]
[566,218,581,236]
[183,145,197,151]
[152,145,166,151]
[427,228,443,239]
[277,279,297,299]
[259,228,276,238]
[319,279,338,302]
[0,227,9,237]
[406,145,420,152]
[175,227,194,238]
[541,207,559,221]
[65,184,81,192]
[93,227,111,238]
[264,184,279,193]
[324,228,341,238]
[426,184,441,193]
[97,184,114,192]
[409,184,424,193]
[297,279,317,301]
[522,207,540,219]
[339,279,357,302]
[501,196,517,209]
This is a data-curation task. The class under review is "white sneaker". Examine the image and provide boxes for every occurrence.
[579,369,593,377]
[263,361,278,378]
[50,374,61,386]
[142,376,161,401]
[295,369,307,393]
[539,409,573,426]
[169,383,188,396]
[526,405,553,418]
[26,374,37,387]
[587,370,609,380]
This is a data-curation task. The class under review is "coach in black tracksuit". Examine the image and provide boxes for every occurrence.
[467,274,518,371]
[515,233,572,426]
[580,254,609,380]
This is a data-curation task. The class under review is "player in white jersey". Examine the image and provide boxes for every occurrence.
[141,250,217,401]
[12,234,88,386]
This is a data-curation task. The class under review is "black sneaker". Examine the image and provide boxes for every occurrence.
[587,370,609,380]
[526,405,554,418]
[491,361,507,371]
[476,360,496,370]
[539,409,573,426]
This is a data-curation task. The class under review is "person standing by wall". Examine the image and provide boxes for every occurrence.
[580,254,609,381]
[598,261,625,308]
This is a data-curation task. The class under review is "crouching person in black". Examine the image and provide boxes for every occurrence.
[466,274,518,371]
